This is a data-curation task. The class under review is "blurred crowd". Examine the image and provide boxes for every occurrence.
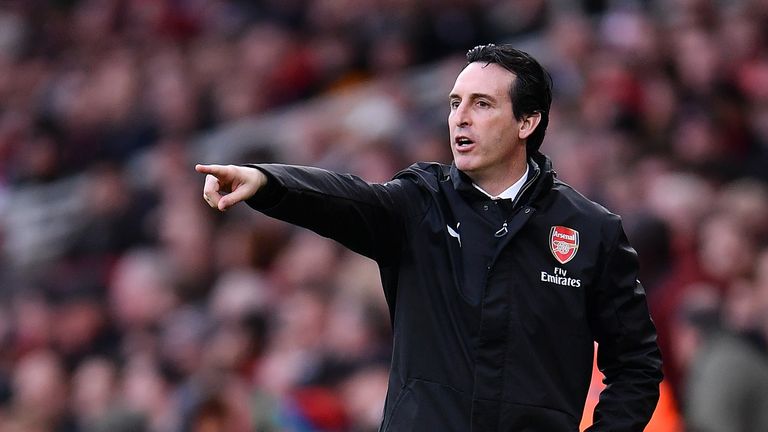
[2,0,768,431]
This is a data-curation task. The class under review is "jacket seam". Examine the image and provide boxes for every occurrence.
[408,376,469,395]
[597,219,628,337]
[283,182,431,222]
[381,380,413,431]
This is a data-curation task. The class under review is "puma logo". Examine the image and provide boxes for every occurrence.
[447,222,461,247]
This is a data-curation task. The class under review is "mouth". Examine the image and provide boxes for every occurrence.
[454,136,475,152]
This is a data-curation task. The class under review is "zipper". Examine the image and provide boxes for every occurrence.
[494,167,540,237]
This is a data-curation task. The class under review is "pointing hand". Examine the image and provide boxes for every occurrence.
[195,164,268,211]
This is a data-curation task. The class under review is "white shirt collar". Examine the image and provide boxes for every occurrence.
[472,164,530,200]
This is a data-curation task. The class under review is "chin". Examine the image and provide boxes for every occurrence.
[454,157,477,173]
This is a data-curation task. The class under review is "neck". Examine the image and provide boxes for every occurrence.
[472,156,528,196]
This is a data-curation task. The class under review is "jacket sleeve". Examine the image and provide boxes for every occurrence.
[585,216,663,432]
[244,163,425,265]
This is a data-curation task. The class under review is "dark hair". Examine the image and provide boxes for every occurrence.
[466,44,552,154]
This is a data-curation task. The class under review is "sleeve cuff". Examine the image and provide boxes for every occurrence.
[243,164,286,209]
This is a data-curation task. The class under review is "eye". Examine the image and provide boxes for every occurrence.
[477,100,490,108]
[450,100,460,109]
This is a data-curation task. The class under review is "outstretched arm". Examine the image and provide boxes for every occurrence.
[195,164,268,211]
[195,163,426,264]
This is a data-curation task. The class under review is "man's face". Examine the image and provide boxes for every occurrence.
[448,62,524,184]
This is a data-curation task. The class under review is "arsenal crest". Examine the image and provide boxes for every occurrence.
[550,226,579,264]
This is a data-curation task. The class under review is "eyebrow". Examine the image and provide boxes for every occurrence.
[448,92,498,103]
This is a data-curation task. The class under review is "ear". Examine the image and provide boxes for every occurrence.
[518,112,542,141]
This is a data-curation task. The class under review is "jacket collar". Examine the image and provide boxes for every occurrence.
[450,151,555,205]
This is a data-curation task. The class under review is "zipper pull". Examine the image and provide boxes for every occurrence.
[494,222,508,237]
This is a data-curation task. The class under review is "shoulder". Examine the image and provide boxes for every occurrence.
[550,178,618,221]
[392,162,449,193]
[543,177,625,245]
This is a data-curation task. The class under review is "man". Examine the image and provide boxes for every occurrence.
[196,44,662,431]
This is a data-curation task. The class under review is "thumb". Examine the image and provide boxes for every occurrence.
[216,182,258,211]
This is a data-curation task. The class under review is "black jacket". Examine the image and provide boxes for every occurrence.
[247,152,662,431]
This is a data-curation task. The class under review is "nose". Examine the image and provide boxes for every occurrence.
[452,102,471,128]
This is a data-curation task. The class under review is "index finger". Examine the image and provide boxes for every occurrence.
[195,164,228,177]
